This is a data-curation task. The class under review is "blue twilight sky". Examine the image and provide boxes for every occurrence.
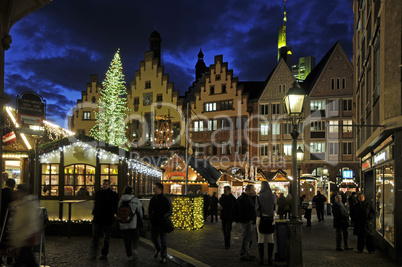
[4,0,354,128]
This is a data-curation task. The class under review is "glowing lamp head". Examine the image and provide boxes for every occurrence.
[284,81,307,117]
[296,146,304,162]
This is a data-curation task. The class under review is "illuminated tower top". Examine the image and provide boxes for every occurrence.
[278,0,287,60]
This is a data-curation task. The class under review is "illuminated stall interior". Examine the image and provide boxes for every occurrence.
[267,169,291,196]
[299,175,318,202]
[39,135,162,220]
[160,154,221,194]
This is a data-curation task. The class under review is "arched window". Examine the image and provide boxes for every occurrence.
[64,164,95,196]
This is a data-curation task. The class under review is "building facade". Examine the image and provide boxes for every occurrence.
[353,0,401,262]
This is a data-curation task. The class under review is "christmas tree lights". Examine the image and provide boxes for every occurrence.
[90,49,130,150]
[171,195,204,230]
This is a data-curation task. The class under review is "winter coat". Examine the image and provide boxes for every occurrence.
[92,188,119,225]
[118,194,143,230]
[1,187,14,225]
[255,190,276,217]
[210,195,218,214]
[203,194,211,211]
[10,195,42,248]
[237,193,256,223]
[353,200,376,236]
[284,195,292,212]
[219,193,236,221]
[148,194,172,226]
[313,193,327,209]
[332,201,349,228]
[277,195,286,215]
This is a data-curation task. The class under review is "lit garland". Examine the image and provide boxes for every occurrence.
[171,195,204,230]
[43,120,75,140]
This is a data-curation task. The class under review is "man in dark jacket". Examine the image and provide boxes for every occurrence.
[148,182,173,263]
[348,192,358,226]
[218,186,236,249]
[353,193,376,253]
[91,179,119,260]
[210,192,218,222]
[332,195,353,251]
[0,178,15,266]
[237,184,256,261]
[313,191,327,222]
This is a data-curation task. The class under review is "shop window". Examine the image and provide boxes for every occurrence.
[64,164,95,196]
[41,164,59,196]
[375,164,395,245]
[5,160,22,185]
[100,164,118,192]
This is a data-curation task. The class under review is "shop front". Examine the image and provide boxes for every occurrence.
[268,169,291,197]
[360,136,400,262]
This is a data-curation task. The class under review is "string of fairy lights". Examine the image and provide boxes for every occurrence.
[39,141,162,178]
[171,196,204,230]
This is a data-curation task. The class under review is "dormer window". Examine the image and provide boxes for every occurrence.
[145,81,151,89]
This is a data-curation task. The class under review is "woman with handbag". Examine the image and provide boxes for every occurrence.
[255,181,276,266]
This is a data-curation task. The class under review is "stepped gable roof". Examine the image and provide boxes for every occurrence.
[301,41,339,94]
[239,81,266,100]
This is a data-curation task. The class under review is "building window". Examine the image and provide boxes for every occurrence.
[41,164,59,196]
[279,84,282,93]
[310,142,325,153]
[145,81,151,89]
[310,100,326,110]
[132,119,140,139]
[208,119,218,131]
[272,123,280,135]
[194,121,199,132]
[172,123,180,141]
[260,124,269,136]
[373,38,380,102]
[235,140,241,154]
[343,99,352,111]
[83,111,91,120]
[157,94,163,102]
[272,144,280,156]
[64,164,95,196]
[343,120,353,133]
[210,86,215,95]
[260,104,269,115]
[221,118,231,129]
[220,101,233,110]
[221,142,230,155]
[283,144,292,156]
[337,78,340,89]
[205,102,217,112]
[331,78,335,90]
[310,121,326,131]
[343,142,352,155]
[328,100,339,112]
[283,123,292,134]
[92,96,96,103]
[328,120,339,133]
[260,145,268,156]
[222,84,227,93]
[216,74,221,81]
[272,103,280,115]
[134,97,140,104]
[100,164,118,192]
[329,142,338,155]
[342,77,346,89]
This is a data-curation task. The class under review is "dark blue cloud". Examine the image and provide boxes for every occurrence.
[4,0,353,126]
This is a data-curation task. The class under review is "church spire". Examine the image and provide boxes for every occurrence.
[277,0,292,68]
[195,48,207,82]
[149,30,162,65]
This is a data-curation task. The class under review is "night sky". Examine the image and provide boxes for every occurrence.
[4,0,354,128]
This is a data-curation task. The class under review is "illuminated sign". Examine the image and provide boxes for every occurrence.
[373,146,390,166]
[362,159,371,170]
[343,170,353,179]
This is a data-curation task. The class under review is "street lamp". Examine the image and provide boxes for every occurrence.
[284,81,307,267]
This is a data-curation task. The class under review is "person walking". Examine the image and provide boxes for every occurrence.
[218,186,236,249]
[91,179,119,260]
[353,193,376,254]
[301,194,312,227]
[333,195,353,251]
[149,183,173,264]
[313,191,327,222]
[1,178,15,266]
[203,191,211,221]
[255,181,276,266]
[348,192,358,226]
[210,192,218,222]
[10,184,42,267]
[118,185,143,261]
[277,193,286,219]
[237,184,257,261]
[284,193,292,219]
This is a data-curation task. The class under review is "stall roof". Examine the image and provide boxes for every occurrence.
[188,156,222,186]
[267,169,289,182]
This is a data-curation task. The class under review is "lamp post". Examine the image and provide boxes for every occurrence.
[284,81,307,267]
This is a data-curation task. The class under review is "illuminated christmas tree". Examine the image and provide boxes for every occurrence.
[90,49,130,149]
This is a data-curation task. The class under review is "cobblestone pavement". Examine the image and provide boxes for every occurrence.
[41,212,399,267]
